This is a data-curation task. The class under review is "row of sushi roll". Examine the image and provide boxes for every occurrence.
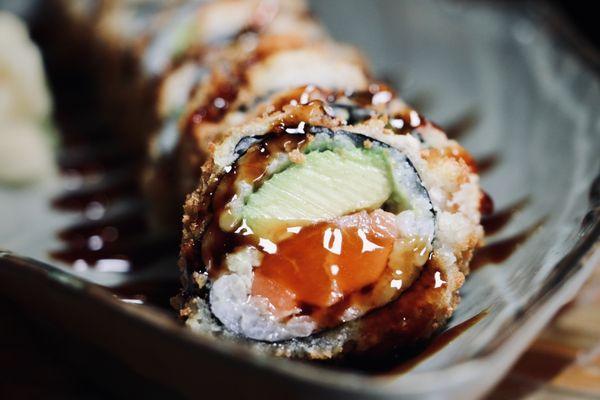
[43,0,485,359]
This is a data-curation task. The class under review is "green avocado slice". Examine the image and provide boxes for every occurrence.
[242,147,393,238]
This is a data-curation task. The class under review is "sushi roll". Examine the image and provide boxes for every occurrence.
[151,0,327,162]
[178,86,484,358]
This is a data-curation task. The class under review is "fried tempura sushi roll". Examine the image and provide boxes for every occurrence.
[178,88,484,359]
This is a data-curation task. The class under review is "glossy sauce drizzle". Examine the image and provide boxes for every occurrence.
[46,52,178,272]
[186,80,239,132]
[50,140,178,271]
[184,30,331,138]
[471,218,545,271]
[482,197,529,235]
[200,133,309,274]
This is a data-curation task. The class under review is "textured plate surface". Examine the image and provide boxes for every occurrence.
[1,1,599,399]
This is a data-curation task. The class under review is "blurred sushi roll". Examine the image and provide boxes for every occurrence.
[36,0,190,149]
[151,0,327,162]
[144,0,317,76]
[38,0,315,150]
[178,86,484,358]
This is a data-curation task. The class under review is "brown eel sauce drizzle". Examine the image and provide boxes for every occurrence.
[201,132,310,274]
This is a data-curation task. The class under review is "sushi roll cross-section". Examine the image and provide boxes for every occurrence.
[179,88,484,359]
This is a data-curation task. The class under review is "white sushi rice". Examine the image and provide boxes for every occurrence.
[209,246,317,341]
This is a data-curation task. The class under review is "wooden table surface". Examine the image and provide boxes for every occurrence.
[1,266,599,399]
[487,265,600,399]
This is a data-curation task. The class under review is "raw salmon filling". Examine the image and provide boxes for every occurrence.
[205,128,435,341]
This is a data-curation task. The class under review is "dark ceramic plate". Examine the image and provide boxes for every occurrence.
[1,1,599,399]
